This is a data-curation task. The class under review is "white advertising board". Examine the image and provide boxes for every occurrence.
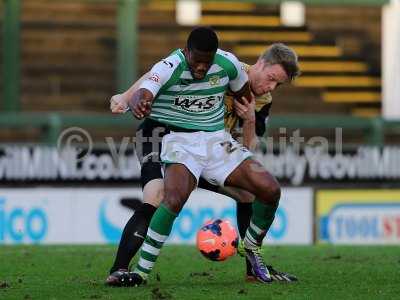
[0,187,313,245]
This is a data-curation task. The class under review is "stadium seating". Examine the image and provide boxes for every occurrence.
[0,0,387,143]
[0,0,381,115]
[20,0,117,112]
[140,1,382,116]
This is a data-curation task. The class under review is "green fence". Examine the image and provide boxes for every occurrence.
[215,0,389,4]
[1,112,399,146]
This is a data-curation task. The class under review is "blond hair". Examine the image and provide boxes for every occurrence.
[260,43,300,81]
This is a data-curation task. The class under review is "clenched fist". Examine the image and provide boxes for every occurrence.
[109,94,128,114]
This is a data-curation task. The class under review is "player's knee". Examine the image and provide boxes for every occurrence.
[143,179,164,207]
[155,186,164,203]
[163,197,183,214]
[258,180,281,206]
[236,190,255,203]
[141,161,162,189]
[269,183,281,205]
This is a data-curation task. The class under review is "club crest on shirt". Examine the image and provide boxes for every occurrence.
[209,75,220,86]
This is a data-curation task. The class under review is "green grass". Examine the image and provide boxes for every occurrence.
[0,245,399,299]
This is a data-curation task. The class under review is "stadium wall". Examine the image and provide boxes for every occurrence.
[1,182,400,246]
[1,143,400,246]
[0,187,313,245]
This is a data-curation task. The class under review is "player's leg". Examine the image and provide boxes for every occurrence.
[106,161,164,286]
[225,158,280,245]
[132,164,197,283]
[198,181,254,253]
[224,159,297,282]
[130,131,205,284]
[108,178,162,274]
[199,175,255,236]
[216,187,254,240]
[200,134,276,282]
[219,177,297,282]
[107,119,167,286]
[110,162,166,269]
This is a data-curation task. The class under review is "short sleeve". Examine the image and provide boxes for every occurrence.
[215,50,248,92]
[228,56,248,92]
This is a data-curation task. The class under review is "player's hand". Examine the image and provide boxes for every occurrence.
[130,97,152,120]
[235,94,255,122]
[110,94,128,114]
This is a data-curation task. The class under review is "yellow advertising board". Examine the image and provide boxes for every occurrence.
[317,190,400,244]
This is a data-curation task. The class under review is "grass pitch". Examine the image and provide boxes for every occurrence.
[0,245,399,299]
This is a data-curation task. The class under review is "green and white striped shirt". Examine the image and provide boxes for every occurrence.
[139,49,248,131]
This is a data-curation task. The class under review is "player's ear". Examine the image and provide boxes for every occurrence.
[255,57,264,69]
[183,47,189,58]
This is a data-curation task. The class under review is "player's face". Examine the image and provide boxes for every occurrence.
[250,60,289,96]
[184,48,215,80]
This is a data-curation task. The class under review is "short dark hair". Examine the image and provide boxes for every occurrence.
[260,43,300,82]
[187,27,218,52]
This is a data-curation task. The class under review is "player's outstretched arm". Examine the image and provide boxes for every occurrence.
[123,57,176,118]
[109,72,149,114]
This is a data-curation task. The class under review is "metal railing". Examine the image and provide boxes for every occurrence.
[0,112,399,146]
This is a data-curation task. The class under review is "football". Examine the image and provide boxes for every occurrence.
[196,219,239,261]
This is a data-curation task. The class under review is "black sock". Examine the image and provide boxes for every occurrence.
[236,202,252,240]
[236,202,253,276]
[109,203,157,274]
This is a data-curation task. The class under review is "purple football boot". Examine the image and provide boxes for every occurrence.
[245,248,272,283]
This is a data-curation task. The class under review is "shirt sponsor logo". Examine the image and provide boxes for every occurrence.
[174,95,222,112]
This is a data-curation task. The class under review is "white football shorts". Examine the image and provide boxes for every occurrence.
[160,129,252,186]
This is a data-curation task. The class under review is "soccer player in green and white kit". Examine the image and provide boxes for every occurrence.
[107,44,300,286]
[124,27,284,286]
